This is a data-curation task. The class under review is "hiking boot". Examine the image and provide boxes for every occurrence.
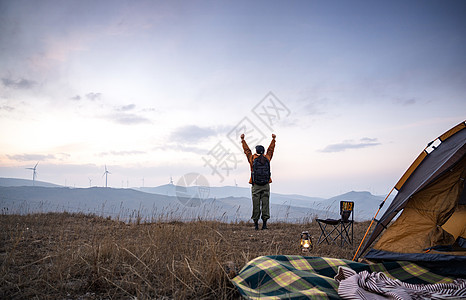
[261,219,268,230]
[254,220,259,230]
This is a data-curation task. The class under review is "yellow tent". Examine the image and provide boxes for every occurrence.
[355,121,466,277]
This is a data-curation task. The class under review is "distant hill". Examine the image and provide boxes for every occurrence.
[0,177,392,221]
[0,186,336,223]
[136,186,388,220]
[0,177,61,188]
[137,185,325,209]
[312,191,392,221]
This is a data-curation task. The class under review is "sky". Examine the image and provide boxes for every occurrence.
[0,0,465,198]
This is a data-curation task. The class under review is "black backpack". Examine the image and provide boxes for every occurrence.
[252,155,271,186]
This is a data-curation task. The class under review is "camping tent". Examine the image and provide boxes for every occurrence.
[355,121,466,277]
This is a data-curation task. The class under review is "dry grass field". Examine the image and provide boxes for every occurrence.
[1,212,371,299]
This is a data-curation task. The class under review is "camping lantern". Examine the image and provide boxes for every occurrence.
[300,231,313,252]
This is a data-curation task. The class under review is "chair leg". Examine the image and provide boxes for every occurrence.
[340,222,353,246]
[330,222,352,247]
[317,220,353,247]
[335,222,344,247]
[317,222,325,245]
[317,222,337,245]
[318,221,341,246]
[317,222,329,245]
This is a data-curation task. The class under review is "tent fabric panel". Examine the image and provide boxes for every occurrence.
[358,128,466,259]
[373,210,454,253]
[439,121,466,142]
[442,205,466,240]
[395,121,465,192]
[365,249,466,278]
[395,151,427,191]
[459,183,466,205]
[396,133,465,201]
[385,129,465,224]
[426,144,466,191]
[374,163,464,253]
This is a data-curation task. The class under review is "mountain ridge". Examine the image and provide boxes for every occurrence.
[0,177,392,221]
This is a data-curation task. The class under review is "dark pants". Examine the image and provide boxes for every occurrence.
[251,183,270,221]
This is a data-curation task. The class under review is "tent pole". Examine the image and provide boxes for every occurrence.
[352,186,395,261]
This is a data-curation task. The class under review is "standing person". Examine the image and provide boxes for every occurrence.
[241,133,276,230]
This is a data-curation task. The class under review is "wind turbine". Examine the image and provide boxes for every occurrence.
[26,162,39,186]
[102,165,111,188]
[88,177,93,187]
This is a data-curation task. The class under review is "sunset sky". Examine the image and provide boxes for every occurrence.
[1,0,465,198]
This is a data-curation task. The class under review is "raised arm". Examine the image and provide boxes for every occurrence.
[266,134,276,161]
[241,134,253,165]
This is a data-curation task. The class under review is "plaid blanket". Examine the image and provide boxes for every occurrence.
[231,256,456,300]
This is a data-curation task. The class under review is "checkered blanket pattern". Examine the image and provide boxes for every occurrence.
[231,255,455,300]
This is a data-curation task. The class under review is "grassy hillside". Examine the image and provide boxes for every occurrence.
[0,177,61,188]
[0,186,338,223]
[1,213,370,299]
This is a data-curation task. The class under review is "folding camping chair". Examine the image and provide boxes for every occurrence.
[316,201,354,246]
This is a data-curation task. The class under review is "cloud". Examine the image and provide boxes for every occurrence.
[279,118,299,127]
[86,92,101,101]
[169,125,217,144]
[302,101,327,116]
[154,144,208,155]
[71,93,103,101]
[394,98,416,106]
[7,153,56,161]
[117,104,136,111]
[56,153,71,161]
[0,105,15,112]
[297,94,331,116]
[320,138,381,153]
[98,150,146,157]
[100,103,151,125]
[1,78,37,89]
[360,137,378,143]
[106,113,151,125]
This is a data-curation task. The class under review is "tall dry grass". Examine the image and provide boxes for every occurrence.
[1,212,370,299]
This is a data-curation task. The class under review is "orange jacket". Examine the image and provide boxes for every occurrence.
[242,138,275,184]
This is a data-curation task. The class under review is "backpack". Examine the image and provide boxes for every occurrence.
[252,155,271,185]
